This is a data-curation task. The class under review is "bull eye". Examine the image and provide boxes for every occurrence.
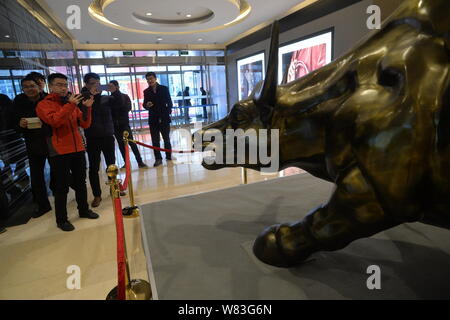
[235,113,247,122]
[378,67,403,88]
[230,108,249,127]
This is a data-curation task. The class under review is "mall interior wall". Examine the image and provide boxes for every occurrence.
[225,0,403,110]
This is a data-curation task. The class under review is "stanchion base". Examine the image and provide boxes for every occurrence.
[122,206,140,218]
[106,279,152,300]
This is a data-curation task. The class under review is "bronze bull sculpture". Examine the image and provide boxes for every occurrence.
[196,0,450,267]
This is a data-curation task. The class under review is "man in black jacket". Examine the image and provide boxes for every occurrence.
[11,76,51,217]
[143,72,173,167]
[108,80,147,169]
[83,73,117,208]
[28,72,47,94]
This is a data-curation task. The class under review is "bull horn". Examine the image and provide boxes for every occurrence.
[254,21,279,124]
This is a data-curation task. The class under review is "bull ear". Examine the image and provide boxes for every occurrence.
[254,21,279,125]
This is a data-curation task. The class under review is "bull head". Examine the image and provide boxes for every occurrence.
[195,0,450,267]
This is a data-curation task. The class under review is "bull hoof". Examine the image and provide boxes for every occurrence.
[252,222,317,268]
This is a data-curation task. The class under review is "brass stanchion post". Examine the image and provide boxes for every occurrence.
[122,131,140,219]
[106,165,152,300]
[241,167,248,185]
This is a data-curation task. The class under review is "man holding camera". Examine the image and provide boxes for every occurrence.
[36,73,98,232]
[108,80,147,169]
[82,73,119,208]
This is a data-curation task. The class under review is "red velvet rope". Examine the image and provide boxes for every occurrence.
[119,142,130,192]
[132,140,195,154]
[114,196,126,300]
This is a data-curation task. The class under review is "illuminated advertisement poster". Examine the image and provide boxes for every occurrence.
[237,52,265,100]
[278,30,333,84]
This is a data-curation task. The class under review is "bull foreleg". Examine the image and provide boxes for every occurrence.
[253,166,400,267]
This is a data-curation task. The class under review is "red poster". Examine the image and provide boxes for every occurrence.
[287,43,327,82]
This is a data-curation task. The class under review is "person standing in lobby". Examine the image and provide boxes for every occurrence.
[183,86,191,123]
[108,80,148,169]
[12,76,51,218]
[27,72,47,94]
[200,86,208,119]
[36,73,98,232]
[143,72,173,167]
[82,73,118,208]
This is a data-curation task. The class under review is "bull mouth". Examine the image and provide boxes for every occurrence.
[199,140,265,171]
[201,142,224,170]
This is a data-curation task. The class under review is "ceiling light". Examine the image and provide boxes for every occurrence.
[157,37,163,41]
[113,37,119,41]
[197,38,203,41]
[89,0,252,35]
[146,12,152,16]
[5,35,11,38]
[186,14,192,18]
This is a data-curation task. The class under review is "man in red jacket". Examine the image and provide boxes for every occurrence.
[37,73,98,232]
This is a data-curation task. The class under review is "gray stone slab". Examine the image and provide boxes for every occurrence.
[140,173,450,300]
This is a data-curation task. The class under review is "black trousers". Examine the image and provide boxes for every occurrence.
[28,153,51,211]
[86,136,116,197]
[114,125,143,164]
[149,122,172,160]
[49,152,89,225]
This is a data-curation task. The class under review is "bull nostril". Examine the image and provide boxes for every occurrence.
[378,67,403,88]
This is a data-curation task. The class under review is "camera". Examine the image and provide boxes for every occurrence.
[80,87,92,100]
[82,91,92,100]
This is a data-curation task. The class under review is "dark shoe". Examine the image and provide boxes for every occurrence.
[57,221,75,232]
[120,191,127,197]
[33,206,52,219]
[121,165,126,169]
[0,226,6,234]
[79,210,99,219]
[138,162,148,169]
[154,159,163,167]
[91,196,102,208]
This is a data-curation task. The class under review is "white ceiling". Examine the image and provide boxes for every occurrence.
[38,0,308,46]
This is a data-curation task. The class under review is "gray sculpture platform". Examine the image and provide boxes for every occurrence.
[140,173,450,300]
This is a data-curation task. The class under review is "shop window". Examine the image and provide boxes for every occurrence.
[11,69,43,76]
[19,51,43,58]
[104,51,135,58]
[77,51,103,59]
[205,50,225,56]
[157,51,179,57]
[106,67,131,74]
[179,50,203,56]
[135,51,157,57]
[90,65,106,74]
[135,66,167,73]
[46,51,74,59]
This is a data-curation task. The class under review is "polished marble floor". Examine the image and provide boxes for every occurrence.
[0,129,303,300]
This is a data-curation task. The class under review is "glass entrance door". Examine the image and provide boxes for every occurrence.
[168,71,183,125]
[182,66,204,122]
